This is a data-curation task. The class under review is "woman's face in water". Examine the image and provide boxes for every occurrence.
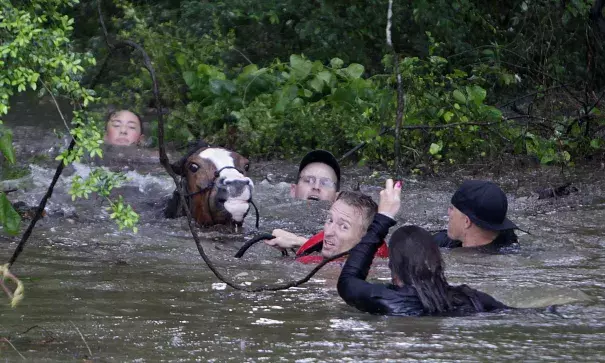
[104,111,142,146]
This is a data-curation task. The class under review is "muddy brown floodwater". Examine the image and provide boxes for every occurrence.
[1,102,605,361]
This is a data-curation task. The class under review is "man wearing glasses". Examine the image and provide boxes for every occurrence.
[290,149,341,202]
[264,150,389,262]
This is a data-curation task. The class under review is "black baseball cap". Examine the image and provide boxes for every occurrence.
[451,180,518,231]
[297,150,341,187]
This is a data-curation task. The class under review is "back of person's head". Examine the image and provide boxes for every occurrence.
[335,190,377,230]
[389,226,452,313]
[389,225,490,314]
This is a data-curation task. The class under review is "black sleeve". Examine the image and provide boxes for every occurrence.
[433,230,462,248]
[474,290,510,311]
[337,214,397,313]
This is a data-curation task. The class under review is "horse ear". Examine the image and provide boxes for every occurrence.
[171,161,184,176]
[186,139,209,150]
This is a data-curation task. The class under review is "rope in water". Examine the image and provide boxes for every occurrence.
[1,264,24,308]
[95,0,348,291]
[3,0,347,306]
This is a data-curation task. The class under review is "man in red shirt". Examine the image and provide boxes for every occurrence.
[266,191,388,263]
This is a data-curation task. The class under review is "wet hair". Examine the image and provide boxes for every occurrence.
[388,225,489,314]
[335,191,377,230]
[105,109,144,135]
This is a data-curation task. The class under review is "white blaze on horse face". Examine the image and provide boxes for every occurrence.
[199,148,253,222]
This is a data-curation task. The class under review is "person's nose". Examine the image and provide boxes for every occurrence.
[119,126,128,135]
[324,222,335,236]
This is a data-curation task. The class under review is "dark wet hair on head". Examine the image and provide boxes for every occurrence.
[335,191,377,229]
[105,109,144,135]
[388,225,489,314]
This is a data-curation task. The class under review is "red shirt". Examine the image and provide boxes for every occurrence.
[295,231,389,264]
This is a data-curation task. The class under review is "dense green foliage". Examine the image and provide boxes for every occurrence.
[86,0,605,168]
[0,0,139,236]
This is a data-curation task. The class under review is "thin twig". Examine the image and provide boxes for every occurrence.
[386,0,405,172]
[232,47,253,65]
[96,1,348,292]
[1,337,26,360]
[40,79,71,135]
[9,140,75,267]
[70,321,92,358]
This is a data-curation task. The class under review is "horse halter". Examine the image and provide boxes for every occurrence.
[183,165,260,229]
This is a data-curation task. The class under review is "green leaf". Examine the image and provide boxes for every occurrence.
[452,89,466,104]
[175,53,187,67]
[330,88,356,105]
[183,71,196,88]
[241,64,259,77]
[467,85,486,105]
[443,111,454,122]
[485,107,503,120]
[330,58,344,69]
[344,64,364,79]
[590,139,602,149]
[209,79,236,95]
[274,85,298,113]
[0,192,21,235]
[308,77,324,93]
[429,143,442,155]
[0,129,16,164]
[290,54,312,80]
[317,71,332,85]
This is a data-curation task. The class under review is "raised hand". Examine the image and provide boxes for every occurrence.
[378,179,402,219]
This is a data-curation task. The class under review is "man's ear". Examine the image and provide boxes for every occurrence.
[463,215,473,229]
[290,184,297,198]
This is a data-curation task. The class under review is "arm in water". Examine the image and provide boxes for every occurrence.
[265,229,307,250]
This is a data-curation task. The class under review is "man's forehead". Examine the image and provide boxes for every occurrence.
[301,162,337,178]
[329,200,363,221]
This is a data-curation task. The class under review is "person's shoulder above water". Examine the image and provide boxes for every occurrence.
[338,179,510,317]
[104,109,145,147]
[433,229,462,248]
[433,228,520,253]
[438,179,523,253]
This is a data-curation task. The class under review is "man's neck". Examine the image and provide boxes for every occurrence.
[461,228,498,248]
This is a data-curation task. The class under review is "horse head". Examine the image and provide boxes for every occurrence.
[167,142,253,227]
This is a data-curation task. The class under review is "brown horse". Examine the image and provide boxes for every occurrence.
[164,141,254,227]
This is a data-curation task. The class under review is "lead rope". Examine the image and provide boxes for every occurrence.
[94,0,338,292]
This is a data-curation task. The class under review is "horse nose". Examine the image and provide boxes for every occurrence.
[219,178,252,187]
[218,178,253,196]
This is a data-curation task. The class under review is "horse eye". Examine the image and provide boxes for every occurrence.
[188,163,199,173]
[244,163,250,172]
